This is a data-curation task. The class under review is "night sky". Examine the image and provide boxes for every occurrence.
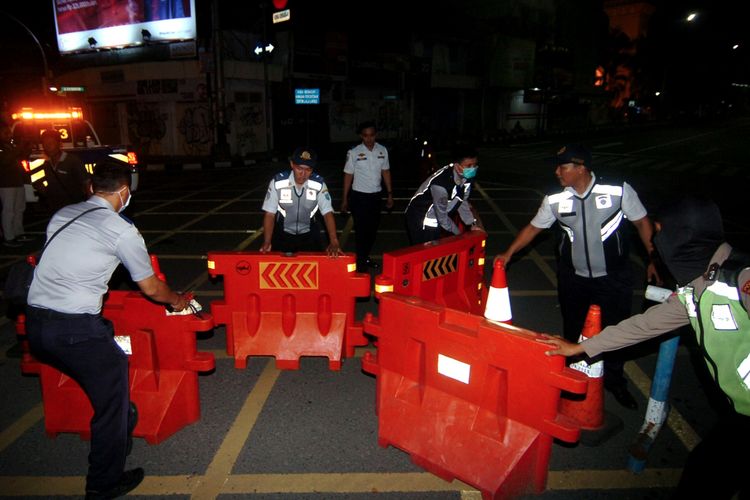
[1,1,748,112]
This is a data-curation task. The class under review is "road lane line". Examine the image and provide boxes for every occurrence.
[547,468,681,489]
[0,468,682,496]
[189,361,281,499]
[624,361,700,451]
[593,142,623,149]
[224,472,474,494]
[474,183,557,286]
[338,214,355,248]
[0,404,43,454]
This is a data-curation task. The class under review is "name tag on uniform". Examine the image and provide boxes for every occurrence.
[710,304,738,330]
[306,189,317,201]
[558,199,574,214]
[280,188,293,204]
[595,194,613,209]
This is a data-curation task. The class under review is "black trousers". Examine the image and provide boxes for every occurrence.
[271,220,324,254]
[405,208,441,245]
[349,190,382,267]
[674,410,750,499]
[557,265,634,389]
[26,307,131,492]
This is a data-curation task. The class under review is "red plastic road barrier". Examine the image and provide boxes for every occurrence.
[361,293,588,499]
[373,231,487,315]
[207,251,371,370]
[18,290,215,444]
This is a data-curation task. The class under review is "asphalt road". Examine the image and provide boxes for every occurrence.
[1,117,748,499]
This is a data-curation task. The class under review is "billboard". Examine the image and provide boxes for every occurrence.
[53,0,197,54]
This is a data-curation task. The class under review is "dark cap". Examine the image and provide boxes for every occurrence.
[41,129,62,141]
[291,147,317,168]
[554,143,591,167]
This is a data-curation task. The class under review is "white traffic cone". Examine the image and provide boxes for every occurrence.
[484,259,512,324]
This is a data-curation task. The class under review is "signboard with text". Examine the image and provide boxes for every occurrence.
[54,0,197,54]
[295,88,320,105]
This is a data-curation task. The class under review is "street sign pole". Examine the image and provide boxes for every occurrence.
[262,1,273,153]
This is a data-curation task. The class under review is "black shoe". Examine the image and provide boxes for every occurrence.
[126,402,138,457]
[85,468,144,499]
[608,385,638,410]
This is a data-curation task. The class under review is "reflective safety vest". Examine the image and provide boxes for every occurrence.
[272,170,324,235]
[678,252,750,416]
[406,165,470,229]
[549,179,629,278]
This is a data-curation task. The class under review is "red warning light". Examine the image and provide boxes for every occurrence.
[273,0,288,9]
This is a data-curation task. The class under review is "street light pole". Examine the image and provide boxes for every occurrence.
[0,10,51,97]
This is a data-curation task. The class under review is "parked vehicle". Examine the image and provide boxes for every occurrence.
[10,106,139,201]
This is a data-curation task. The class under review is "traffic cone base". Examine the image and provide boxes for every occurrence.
[558,304,623,446]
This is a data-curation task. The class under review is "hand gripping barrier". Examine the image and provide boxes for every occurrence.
[361,293,588,499]
[207,251,371,370]
[373,231,487,315]
[17,290,215,444]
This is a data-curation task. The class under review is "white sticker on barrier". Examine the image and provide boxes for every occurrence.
[165,299,203,316]
[114,335,132,355]
[569,358,603,378]
[437,354,470,384]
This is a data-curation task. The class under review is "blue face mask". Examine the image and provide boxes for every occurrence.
[461,166,478,179]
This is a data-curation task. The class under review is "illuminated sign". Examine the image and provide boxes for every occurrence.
[295,88,320,105]
[53,0,197,54]
[273,9,291,24]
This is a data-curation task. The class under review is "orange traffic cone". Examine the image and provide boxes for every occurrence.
[484,259,512,324]
[559,304,623,446]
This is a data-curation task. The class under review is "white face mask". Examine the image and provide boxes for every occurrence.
[117,186,131,213]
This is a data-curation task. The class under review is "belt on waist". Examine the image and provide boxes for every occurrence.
[27,306,98,320]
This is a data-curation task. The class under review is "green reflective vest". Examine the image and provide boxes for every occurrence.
[678,255,750,416]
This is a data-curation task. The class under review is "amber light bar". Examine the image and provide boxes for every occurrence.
[12,108,84,121]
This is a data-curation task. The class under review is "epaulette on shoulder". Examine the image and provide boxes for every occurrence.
[273,170,292,182]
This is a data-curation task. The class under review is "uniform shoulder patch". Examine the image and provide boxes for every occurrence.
[742,279,750,295]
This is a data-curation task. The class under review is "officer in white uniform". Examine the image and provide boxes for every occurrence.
[261,148,343,257]
[26,161,191,499]
[341,121,393,271]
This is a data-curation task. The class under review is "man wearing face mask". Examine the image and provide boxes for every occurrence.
[405,145,483,244]
[25,161,191,499]
[539,196,750,500]
[497,143,658,411]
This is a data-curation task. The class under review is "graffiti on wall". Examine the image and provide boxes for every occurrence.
[126,101,167,156]
[177,104,212,156]
[126,80,213,157]
[234,102,265,155]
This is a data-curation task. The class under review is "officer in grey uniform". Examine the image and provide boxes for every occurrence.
[498,143,658,410]
[26,161,191,499]
[261,147,343,257]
